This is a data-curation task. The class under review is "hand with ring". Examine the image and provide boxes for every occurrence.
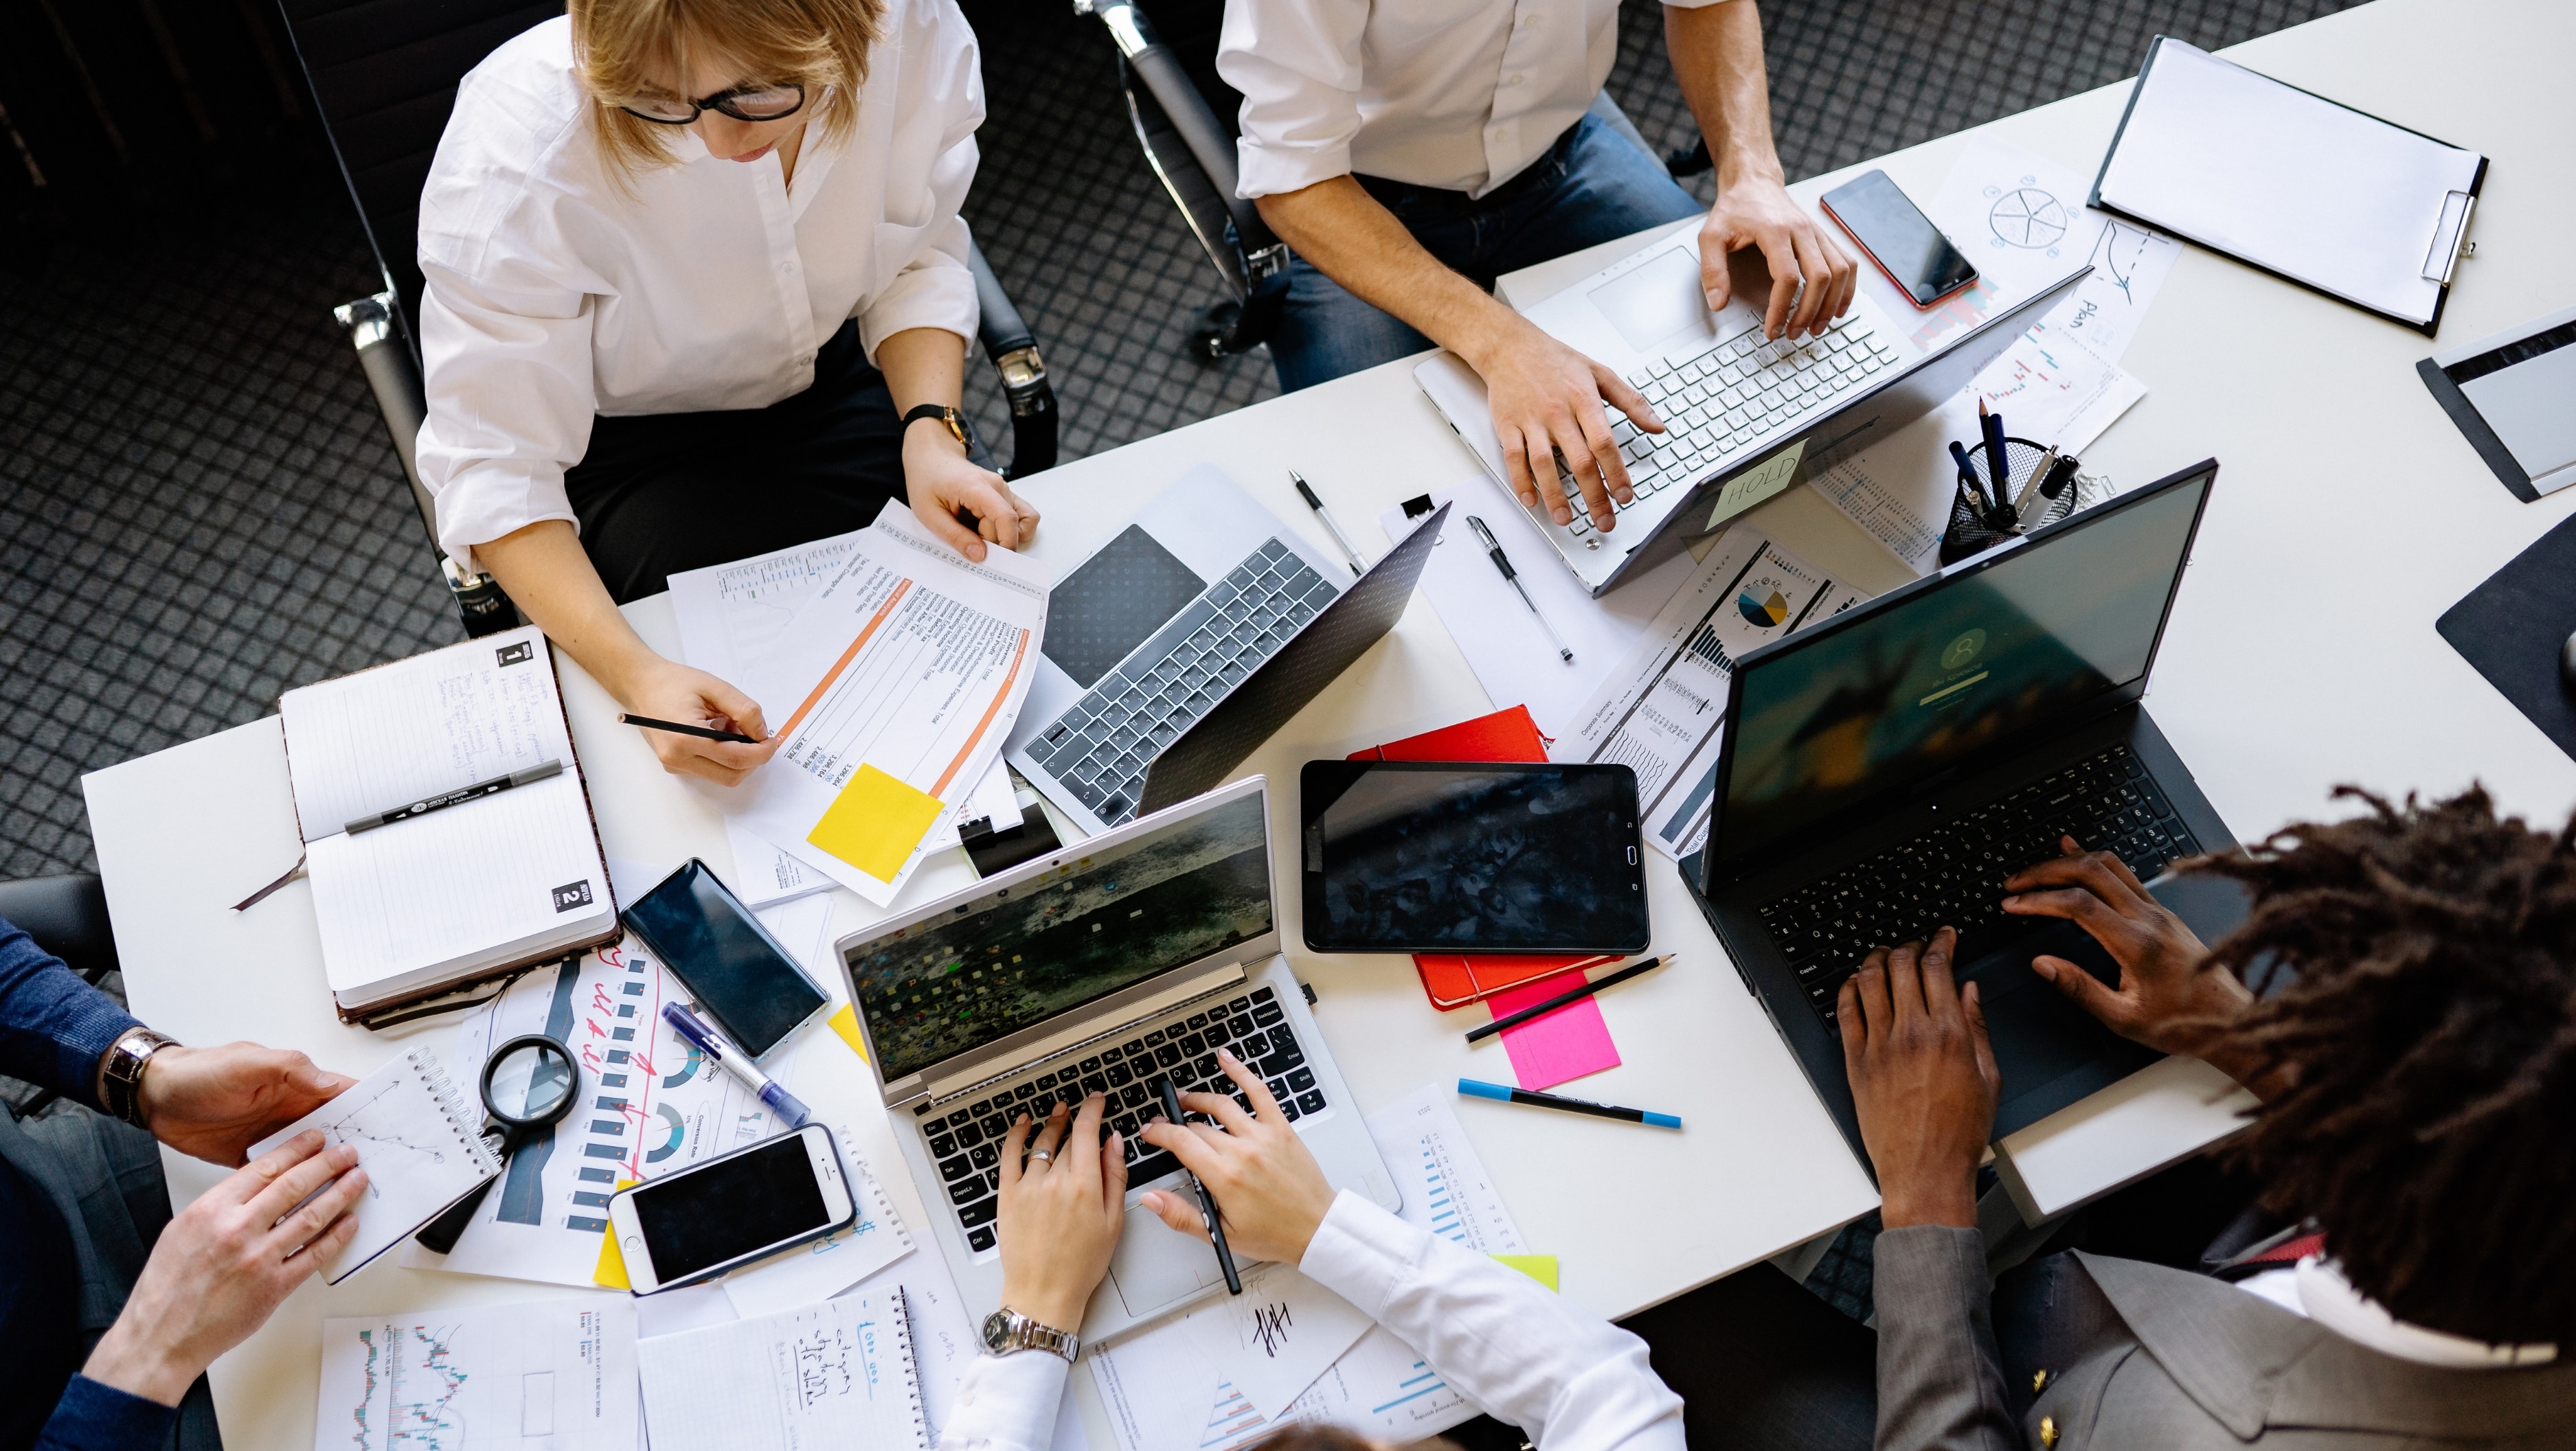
[995,1096,1126,1331]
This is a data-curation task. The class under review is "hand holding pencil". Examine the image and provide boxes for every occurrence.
[615,656,778,788]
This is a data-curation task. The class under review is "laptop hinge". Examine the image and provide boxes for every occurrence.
[919,959,1249,1104]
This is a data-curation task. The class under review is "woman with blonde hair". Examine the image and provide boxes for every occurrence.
[416,0,1036,783]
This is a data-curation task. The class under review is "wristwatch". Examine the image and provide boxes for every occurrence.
[980,1307,1080,1364]
[99,1027,180,1128]
[901,402,976,452]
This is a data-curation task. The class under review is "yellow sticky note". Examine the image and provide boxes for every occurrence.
[591,1179,642,1288]
[828,1003,869,1061]
[1708,439,1806,530]
[809,764,946,883]
[1492,1254,1559,1291]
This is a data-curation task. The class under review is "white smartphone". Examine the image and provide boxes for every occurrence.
[606,1123,855,1293]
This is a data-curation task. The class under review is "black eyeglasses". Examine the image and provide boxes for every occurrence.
[620,82,806,125]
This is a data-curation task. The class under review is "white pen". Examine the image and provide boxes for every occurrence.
[1290,471,1367,575]
[1467,514,1574,663]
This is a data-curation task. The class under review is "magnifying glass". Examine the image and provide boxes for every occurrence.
[414,1033,580,1253]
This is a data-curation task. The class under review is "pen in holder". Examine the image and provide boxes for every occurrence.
[1939,435,2079,564]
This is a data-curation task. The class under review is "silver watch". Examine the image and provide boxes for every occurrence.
[980,1307,1080,1364]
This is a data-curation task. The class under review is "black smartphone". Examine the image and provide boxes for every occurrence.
[620,858,828,1060]
[1300,762,1650,955]
[1820,169,1979,308]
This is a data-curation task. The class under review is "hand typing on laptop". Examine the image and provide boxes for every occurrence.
[1135,1049,1340,1264]
[1836,930,2000,1231]
[994,1096,1128,1333]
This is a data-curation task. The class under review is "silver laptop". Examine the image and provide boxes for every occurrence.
[832,776,1399,1340]
[1005,465,1449,836]
[1417,230,2088,596]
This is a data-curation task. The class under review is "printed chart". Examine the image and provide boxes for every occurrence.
[317,1298,636,1451]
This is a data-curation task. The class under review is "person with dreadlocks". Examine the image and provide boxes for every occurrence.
[1842,786,2576,1450]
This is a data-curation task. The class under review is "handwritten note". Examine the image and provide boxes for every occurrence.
[1182,1264,1375,1420]
[637,1291,926,1450]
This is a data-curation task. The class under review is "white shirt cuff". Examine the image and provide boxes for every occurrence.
[860,263,982,362]
[938,1348,1068,1451]
[1234,136,1356,200]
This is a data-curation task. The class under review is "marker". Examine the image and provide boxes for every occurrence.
[1458,1078,1681,1129]
[1290,471,1366,575]
[619,713,758,744]
[1157,1078,1243,1294]
[1947,440,1993,516]
[344,759,561,836]
[1464,954,1671,1043]
[661,1003,811,1128]
[1466,514,1574,663]
[1977,399,2013,510]
[2013,446,2061,528]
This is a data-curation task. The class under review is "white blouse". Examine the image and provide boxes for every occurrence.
[937,1191,1686,1451]
[1217,0,1731,201]
[414,1,984,573]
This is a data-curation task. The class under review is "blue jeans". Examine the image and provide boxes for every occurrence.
[1269,112,1703,392]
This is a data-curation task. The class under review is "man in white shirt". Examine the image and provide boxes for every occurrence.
[1219,0,1854,538]
[1842,792,2576,1448]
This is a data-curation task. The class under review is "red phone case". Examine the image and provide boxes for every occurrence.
[1820,196,1980,310]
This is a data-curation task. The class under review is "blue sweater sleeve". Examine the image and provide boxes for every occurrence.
[36,1376,179,1451]
[0,917,140,1111]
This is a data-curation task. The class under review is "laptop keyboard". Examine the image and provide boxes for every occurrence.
[1024,538,1337,826]
[1555,315,1899,538]
[913,984,1326,1255]
[1756,744,2204,1028]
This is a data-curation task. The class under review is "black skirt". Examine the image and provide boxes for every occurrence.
[563,319,905,604]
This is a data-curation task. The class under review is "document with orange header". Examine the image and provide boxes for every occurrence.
[734,503,1050,906]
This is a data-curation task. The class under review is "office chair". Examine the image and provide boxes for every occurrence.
[1074,0,1677,365]
[273,0,1059,638]
[0,873,120,1121]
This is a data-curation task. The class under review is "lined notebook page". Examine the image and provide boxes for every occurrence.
[281,624,573,838]
[248,1047,499,1285]
[637,1290,927,1451]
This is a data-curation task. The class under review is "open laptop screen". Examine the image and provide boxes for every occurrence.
[1710,466,2213,876]
[848,792,1272,1079]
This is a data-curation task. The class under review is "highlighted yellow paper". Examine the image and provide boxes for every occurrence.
[828,1003,869,1061]
[592,1179,642,1288]
[809,764,946,883]
[1492,1254,1559,1290]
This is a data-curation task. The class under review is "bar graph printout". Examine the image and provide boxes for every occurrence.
[315,1297,637,1451]
[734,503,1049,905]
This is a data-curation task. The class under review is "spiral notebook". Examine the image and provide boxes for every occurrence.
[637,1288,927,1450]
[247,1047,501,1286]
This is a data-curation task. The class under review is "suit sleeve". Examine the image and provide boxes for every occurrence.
[1871,1226,2020,1451]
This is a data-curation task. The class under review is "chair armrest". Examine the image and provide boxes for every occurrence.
[0,874,117,985]
[967,244,1057,478]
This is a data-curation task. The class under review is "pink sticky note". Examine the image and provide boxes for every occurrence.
[1488,969,1621,1091]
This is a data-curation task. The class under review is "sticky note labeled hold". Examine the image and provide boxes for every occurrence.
[1492,1254,1559,1291]
[809,764,946,883]
[592,1180,642,1288]
[1708,438,1805,531]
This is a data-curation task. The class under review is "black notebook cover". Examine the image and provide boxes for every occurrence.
[2436,514,2576,761]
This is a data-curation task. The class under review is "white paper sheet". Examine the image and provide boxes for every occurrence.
[1363,1082,1528,1254]
[1917,135,2184,364]
[1808,319,2145,573]
[1182,1264,1377,1420]
[1554,529,1871,858]
[1094,1311,1476,1451]
[2094,38,2480,325]
[730,504,1050,906]
[1375,477,1699,740]
[317,1297,637,1451]
[249,1047,500,1285]
[637,1291,929,1451]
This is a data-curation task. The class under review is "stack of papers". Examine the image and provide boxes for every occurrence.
[669,503,1046,906]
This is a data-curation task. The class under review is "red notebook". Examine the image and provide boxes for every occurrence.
[1348,707,1618,1011]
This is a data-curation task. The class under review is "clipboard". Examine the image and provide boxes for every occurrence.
[2089,36,2487,336]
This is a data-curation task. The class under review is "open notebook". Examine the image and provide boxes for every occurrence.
[637,1288,929,1450]
[280,626,618,1020]
[249,1047,501,1285]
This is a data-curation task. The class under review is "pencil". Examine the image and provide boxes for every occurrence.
[618,713,759,744]
[1464,955,1672,1043]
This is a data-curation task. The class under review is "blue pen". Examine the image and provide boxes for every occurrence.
[1458,1077,1681,1129]
[662,1002,813,1129]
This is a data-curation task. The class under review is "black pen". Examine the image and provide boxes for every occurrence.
[1467,515,1574,663]
[1947,440,1993,516]
[1157,1077,1242,1294]
[618,713,759,744]
[1464,954,1671,1043]
[344,759,561,835]
[1977,399,2013,508]
[1290,471,1366,575]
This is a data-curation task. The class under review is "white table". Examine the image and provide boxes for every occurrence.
[81,0,2576,1440]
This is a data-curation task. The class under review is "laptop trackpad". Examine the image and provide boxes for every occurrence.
[1108,1197,1232,1316]
[1962,923,2160,1137]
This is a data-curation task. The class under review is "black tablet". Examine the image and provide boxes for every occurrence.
[1300,761,1650,955]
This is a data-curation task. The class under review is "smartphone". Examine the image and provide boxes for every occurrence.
[607,1123,855,1293]
[1820,169,1979,308]
[1300,761,1651,955]
[621,858,828,1060]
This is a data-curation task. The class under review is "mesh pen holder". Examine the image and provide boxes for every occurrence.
[1939,435,2077,565]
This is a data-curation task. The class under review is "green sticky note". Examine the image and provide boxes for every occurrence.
[1707,439,1806,531]
[1492,1254,1559,1291]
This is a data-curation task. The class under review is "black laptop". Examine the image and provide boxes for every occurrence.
[1680,460,2243,1164]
